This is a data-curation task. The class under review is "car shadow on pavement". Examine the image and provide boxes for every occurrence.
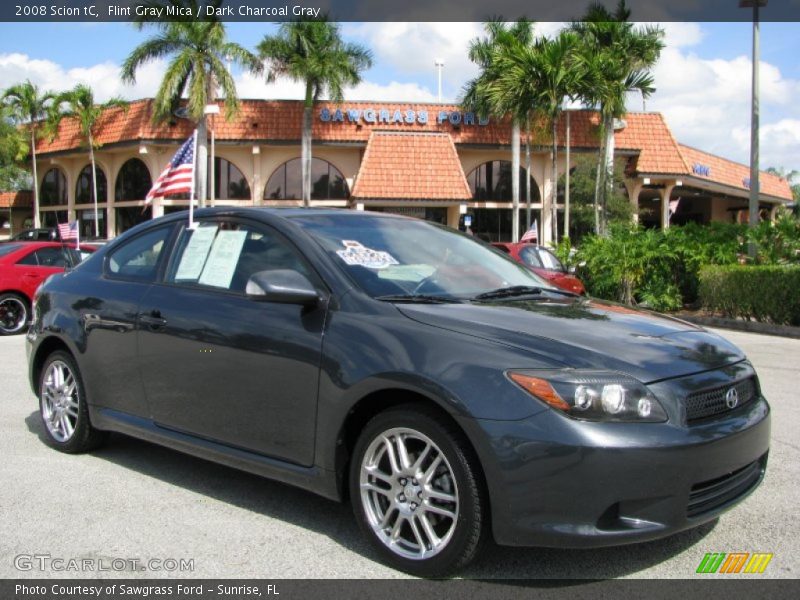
[25,413,717,580]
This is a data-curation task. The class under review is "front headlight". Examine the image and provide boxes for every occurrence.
[508,369,667,423]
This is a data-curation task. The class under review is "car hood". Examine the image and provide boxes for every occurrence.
[396,295,744,383]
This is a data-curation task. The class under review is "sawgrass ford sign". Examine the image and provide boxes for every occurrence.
[320,107,490,126]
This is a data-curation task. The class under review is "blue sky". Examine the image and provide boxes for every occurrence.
[1,21,799,175]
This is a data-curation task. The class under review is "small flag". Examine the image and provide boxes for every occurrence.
[146,132,196,203]
[58,220,79,241]
[521,219,538,243]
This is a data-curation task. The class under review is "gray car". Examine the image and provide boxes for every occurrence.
[27,208,770,576]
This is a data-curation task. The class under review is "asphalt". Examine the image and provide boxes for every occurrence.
[0,328,797,580]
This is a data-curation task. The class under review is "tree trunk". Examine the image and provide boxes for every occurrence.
[196,115,208,208]
[31,129,40,229]
[593,120,606,236]
[602,113,615,236]
[301,82,313,207]
[89,133,99,238]
[525,118,532,230]
[564,110,570,240]
[511,120,520,242]
[551,117,559,244]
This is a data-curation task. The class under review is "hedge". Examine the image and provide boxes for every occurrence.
[699,265,800,326]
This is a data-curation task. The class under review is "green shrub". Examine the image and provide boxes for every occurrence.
[699,265,800,326]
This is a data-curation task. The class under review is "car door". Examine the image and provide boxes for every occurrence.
[14,246,72,298]
[137,218,327,467]
[77,225,177,417]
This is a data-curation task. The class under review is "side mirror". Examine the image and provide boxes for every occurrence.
[568,265,577,275]
[246,269,320,306]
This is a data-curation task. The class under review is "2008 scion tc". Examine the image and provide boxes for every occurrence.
[27,208,770,576]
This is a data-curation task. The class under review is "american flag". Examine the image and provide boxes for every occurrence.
[145,132,196,203]
[58,220,79,241]
[520,219,538,243]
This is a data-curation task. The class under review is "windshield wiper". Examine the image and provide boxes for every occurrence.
[375,294,462,304]
[472,285,544,301]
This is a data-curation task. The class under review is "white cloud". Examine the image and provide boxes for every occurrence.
[635,25,800,173]
[0,52,165,101]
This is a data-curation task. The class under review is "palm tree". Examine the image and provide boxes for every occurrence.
[490,32,583,244]
[50,84,128,238]
[2,80,57,228]
[121,0,262,207]
[572,0,664,235]
[462,20,534,242]
[258,18,372,207]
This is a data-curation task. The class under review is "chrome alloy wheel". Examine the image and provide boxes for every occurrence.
[40,360,79,443]
[0,295,27,334]
[359,427,459,560]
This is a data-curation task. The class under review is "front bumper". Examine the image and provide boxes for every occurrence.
[459,390,770,548]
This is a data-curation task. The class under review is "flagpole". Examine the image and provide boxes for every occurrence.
[188,128,199,230]
[75,220,80,252]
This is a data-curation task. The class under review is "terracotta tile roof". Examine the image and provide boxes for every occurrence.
[0,190,32,208]
[33,99,792,202]
[351,132,471,201]
[678,144,792,201]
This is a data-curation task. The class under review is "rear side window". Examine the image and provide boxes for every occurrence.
[16,247,70,268]
[107,226,173,281]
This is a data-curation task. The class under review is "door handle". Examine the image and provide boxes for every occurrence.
[139,310,167,329]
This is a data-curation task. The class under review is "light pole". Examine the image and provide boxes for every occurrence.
[740,0,767,258]
[434,58,444,103]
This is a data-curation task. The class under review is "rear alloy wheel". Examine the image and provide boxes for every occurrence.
[350,405,485,576]
[0,293,28,335]
[39,351,107,453]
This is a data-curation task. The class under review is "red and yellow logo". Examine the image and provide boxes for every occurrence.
[696,552,773,574]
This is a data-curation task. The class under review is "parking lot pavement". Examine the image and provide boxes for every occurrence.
[0,328,797,580]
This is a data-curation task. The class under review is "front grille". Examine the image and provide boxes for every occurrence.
[685,377,757,423]
[687,456,765,518]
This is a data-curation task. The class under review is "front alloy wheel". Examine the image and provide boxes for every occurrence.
[351,405,485,576]
[39,351,107,453]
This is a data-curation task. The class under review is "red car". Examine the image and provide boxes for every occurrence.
[0,242,92,335]
[492,241,586,295]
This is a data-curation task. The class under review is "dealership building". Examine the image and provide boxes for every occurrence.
[0,99,792,241]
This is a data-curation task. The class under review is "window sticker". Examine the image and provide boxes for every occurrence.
[198,230,248,289]
[336,240,399,270]
[175,224,218,281]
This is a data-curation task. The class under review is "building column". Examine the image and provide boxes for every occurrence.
[624,178,644,224]
[252,146,262,205]
[446,204,462,229]
[769,204,780,221]
[659,182,676,230]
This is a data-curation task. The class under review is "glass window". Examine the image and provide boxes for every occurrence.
[466,161,540,203]
[16,247,71,268]
[167,221,311,294]
[115,158,152,201]
[538,248,564,271]
[0,243,24,257]
[116,206,153,236]
[518,246,544,268]
[107,226,173,281]
[75,165,108,203]
[293,214,553,299]
[265,158,349,201]
[40,168,67,206]
[215,157,251,199]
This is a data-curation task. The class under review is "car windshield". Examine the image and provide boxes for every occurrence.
[293,214,554,299]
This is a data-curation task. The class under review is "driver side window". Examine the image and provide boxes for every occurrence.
[166,220,312,294]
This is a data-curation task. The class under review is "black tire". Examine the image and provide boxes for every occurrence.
[0,293,28,335]
[38,350,107,453]
[349,404,486,577]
